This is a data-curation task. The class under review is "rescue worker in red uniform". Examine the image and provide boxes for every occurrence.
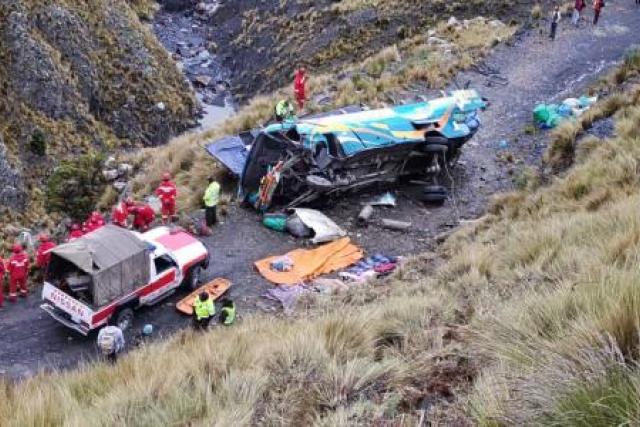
[68,223,84,241]
[0,256,5,307]
[293,67,307,110]
[84,211,105,233]
[35,234,57,273]
[112,199,133,228]
[90,211,106,229]
[7,244,30,301]
[131,203,155,232]
[155,172,177,224]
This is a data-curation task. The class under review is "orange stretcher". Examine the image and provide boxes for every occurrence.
[176,278,232,315]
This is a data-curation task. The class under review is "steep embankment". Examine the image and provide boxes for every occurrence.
[210,0,526,100]
[1,49,639,426]
[0,0,197,224]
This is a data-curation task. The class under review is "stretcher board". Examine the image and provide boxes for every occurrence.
[176,278,231,315]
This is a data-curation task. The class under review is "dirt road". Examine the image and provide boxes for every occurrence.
[1,3,639,380]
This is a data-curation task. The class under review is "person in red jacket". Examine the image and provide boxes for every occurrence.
[131,203,156,232]
[0,256,5,307]
[7,244,30,301]
[293,67,307,110]
[90,211,106,229]
[155,172,177,224]
[68,223,84,241]
[36,234,57,273]
[593,0,603,25]
[112,199,133,228]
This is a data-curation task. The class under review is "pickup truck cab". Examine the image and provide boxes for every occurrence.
[41,225,209,335]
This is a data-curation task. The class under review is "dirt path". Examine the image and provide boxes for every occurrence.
[1,3,639,380]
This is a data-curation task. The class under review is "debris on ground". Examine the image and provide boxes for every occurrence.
[288,208,346,243]
[176,278,231,315]
[262,213,288,232]
[254,237,363,285]
[270,256,294,272]
[533,95,597,128]
[369,192,397,207]
[311,278,349,294]
[380,218,412,231]
[357,205,375,226]
[263,284,308,314]
[339,254,401,283]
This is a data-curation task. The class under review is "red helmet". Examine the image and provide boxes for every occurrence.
[12,244,22,253]
[71,224,80,231]
[38,234,50,242]
[162,172,171,181]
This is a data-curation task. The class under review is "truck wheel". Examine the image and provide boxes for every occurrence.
[186,265,202,290]
[421,185,447,204]
[112,308,134,332]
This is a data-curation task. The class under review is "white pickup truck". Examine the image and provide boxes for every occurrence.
[41,225,209,335]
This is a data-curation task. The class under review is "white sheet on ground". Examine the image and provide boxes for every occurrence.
[290,208,346,244]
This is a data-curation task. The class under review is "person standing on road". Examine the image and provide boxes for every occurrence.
[193,291,216,331]
[550,5,562,40]
[7,244,30,301]
[203,176,220,228]
[593,0,604,25]
[156,172,178,224]
[572,0,586,25]
[97,325,125,364]
[293,67,307,110]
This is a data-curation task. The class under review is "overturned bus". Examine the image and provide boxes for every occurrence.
[208,90,487,208]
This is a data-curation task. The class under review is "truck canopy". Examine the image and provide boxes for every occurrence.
[49,225,151,307]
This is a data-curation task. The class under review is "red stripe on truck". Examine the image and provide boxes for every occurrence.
[138,270,176,297]
[91,270,177,325]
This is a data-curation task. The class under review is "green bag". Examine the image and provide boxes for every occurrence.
[263,215,287,232]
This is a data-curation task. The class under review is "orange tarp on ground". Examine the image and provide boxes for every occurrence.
[254,237,363,285]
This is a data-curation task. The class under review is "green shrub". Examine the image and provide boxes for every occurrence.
[29,129,46,156]
[46,153,106,219]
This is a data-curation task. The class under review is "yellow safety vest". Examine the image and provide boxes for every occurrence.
[221,305,236,325]
[203,181,220,207]
[193,298,215,320]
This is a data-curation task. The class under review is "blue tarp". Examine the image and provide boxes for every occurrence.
[205,136,248,176]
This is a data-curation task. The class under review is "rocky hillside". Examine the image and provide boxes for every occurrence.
[0,0,197,216]
[209,0,525,100]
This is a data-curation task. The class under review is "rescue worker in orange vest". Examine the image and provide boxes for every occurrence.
[35,234,56,273]
[293,67,307,110]
[0,256,5,307]
[155,172,177,224]
[112,199,133,228]
[68,223,84,241]
[131,203,155,232]
[7,244,30,301]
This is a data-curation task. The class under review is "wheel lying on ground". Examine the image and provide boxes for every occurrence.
[185,265,202,290]
[421,185,447,204]
[111,308,134,332]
